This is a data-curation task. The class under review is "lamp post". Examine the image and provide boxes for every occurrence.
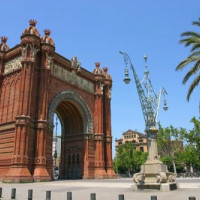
[120,51,178,191]
[54,116,58,167]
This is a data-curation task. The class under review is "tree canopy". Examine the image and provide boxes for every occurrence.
[114,142,147,175]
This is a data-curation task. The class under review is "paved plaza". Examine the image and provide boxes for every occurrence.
[0,178,199,200]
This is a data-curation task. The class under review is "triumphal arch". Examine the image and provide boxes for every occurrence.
[0,20,115,182]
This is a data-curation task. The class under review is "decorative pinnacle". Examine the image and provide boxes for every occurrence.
[95,62,101,68]
[44,29,51,36]
[1,36,8,44]
[103,67,108,72]
[29,19,37,27]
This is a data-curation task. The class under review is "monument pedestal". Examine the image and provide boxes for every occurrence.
[131,182,179,191]
[132,127,178,191]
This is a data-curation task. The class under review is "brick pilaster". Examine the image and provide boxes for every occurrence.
[102,67,116,178]
[33,30,55,181]
[4,33,41,182]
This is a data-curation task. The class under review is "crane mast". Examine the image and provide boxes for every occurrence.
[119,51,167,130]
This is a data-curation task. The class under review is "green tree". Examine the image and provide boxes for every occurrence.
[182,145,200,173]
[114,142,147,175]
[157,124,185,174]
[181,117,200,172]
[176,18,200,101]
[133,151,147,172]
[184,117,200,155]
[114,142,134,176]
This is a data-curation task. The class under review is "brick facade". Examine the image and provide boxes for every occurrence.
[0,20,116,182]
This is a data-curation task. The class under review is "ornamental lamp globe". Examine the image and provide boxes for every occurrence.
[163,100,168,111]
[124,68,131,84]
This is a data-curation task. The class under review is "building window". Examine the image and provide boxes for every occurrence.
[140,147,144,152]
[118,142,122,145]
[139,139,143,143]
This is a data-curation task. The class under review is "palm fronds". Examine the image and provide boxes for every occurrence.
[187,74,200,101]
[182,59,200,84]
[176,18,200,101]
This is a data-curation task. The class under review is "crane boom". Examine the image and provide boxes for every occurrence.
[120,51,167,130]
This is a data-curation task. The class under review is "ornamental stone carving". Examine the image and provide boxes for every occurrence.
[46,52,53,69]
[22,44,39,61]
[30,44,39,61]
[109,87,112,99]
[51,64,94,93]
[22,44,28,58]
[133,173,145,183]
[4,56,22,74]
[71,56,81,70]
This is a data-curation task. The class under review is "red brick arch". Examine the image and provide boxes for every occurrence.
[0,21,116,182]
[47,90,94,179]
[48,90,94,134]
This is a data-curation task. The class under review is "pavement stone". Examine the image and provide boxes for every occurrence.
[0,178,199,200]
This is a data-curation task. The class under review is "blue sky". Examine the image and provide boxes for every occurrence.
[1,1,200,156]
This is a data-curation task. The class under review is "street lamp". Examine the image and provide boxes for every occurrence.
[124,68,131,84]
[120,51,177,191]
[54,116,58,167]
[163,99,168,111]
[121,51,168,130]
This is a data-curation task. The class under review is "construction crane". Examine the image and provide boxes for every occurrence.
[119,51,168,130]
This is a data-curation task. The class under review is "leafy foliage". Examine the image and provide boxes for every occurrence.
[180,117,200,171]
[157,124,186,174]
[157,123,185,157]
[182,145,200,167]
[158,118,200,173]
[114,142,147,175]
[133,151,148,172]
[176,18,200,101]
[183,117,200,154]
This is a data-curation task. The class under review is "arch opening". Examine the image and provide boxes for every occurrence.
[49,91,93,180]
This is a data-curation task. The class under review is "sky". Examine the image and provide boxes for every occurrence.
[1,0,200,156]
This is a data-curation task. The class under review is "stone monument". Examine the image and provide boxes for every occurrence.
[132,127,178,191]
[120,51,178,191]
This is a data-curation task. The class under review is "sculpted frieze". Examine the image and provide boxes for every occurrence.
[51,64,94,93]
[4,56,22,74]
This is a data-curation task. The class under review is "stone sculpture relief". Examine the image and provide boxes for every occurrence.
[51,64,94,93]
[30,44,39,61]
[46,52,54,69]
[4,57,22,74]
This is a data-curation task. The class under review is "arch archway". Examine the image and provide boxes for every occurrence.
[48,90,93,179]
[0,22,116,182]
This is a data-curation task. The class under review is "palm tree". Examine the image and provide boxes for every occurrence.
[176,18,200,101]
